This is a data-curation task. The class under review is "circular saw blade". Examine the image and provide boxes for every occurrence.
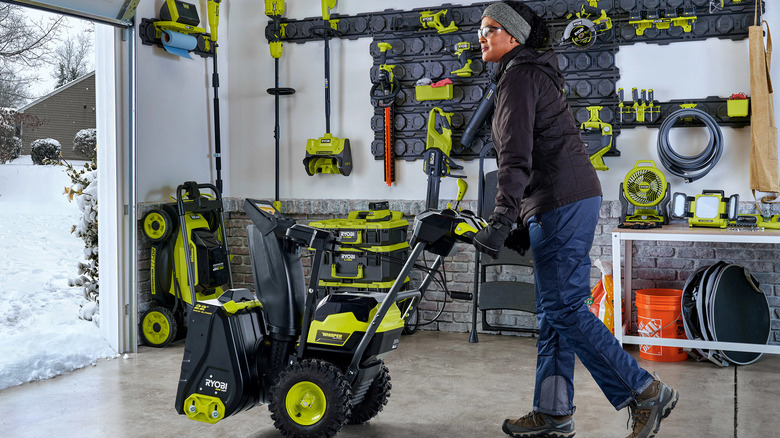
[562,18,597,49]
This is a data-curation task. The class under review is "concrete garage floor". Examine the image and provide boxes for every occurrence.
[1,331,779,438]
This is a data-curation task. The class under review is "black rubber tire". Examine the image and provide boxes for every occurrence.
[347,363,391,425]
[269,359,353,438]
[139,306,177,347]
[141,209,173,243]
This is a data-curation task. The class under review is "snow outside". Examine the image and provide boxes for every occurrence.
[0,156,117,390]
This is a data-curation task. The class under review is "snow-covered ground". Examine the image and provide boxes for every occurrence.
[0,156,117,391]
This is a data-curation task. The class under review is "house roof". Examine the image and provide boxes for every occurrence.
[18,71,96,112]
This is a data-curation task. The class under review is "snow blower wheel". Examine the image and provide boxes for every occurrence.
[142,209,173,243]
[140,306,178,347]
[269,359,352,438]
[347,362,391,425]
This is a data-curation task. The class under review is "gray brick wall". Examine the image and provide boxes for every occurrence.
[137,198,780,344]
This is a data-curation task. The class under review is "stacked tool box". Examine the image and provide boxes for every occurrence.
[309,201,410,293]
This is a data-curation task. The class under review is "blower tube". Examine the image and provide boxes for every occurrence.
[657,107,724,183]
[460,81,498,147]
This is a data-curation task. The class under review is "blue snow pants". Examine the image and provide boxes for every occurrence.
[527,196,653,415]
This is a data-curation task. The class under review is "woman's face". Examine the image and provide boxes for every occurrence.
[479,16,518,63]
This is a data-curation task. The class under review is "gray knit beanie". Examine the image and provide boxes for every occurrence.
[481,2,531,45]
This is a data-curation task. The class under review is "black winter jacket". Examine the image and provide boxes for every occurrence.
[491,45,602,225]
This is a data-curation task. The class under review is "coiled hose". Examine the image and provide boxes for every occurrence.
[657,108,724,183]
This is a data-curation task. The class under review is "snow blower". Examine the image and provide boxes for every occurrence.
[302,0,353,176]
[174,197,486,437]
[140,181,233,347]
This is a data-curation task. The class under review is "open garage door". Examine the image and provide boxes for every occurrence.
[2,0,138,27]
[5,0,139,353]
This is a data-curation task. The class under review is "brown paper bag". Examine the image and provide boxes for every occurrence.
[749,0,780,208]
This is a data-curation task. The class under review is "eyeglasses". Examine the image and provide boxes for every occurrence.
[478,26,505,38]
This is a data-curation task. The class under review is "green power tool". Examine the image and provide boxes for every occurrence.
[392,9,458,34]
[450,41,480,77]
[369,42,400,186]
[303,0,353,176]
[580,106,613,171]
[423,107,465,210]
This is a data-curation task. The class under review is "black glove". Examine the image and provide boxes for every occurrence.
[473,212,512,259]
[504,224,531,256]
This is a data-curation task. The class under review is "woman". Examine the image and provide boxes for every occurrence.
[471,2,679,438]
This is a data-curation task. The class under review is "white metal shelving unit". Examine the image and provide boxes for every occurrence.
[611,223,780,355]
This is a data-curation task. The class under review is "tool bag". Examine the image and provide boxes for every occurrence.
[749,0,780,209]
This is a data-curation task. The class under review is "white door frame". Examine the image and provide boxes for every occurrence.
[95,24,136,354]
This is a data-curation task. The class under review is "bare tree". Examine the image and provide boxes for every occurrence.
[53,30,93,88]
[0,4,62,106]
[0,73,29,108]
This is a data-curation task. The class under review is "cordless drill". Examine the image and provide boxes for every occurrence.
[451,41,479,77]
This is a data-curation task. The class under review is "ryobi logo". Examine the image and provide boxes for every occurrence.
[340,254,356,262]
[190,214,202,220]
[205,377,228,392]
[421,16,434,23]
[340,230,357,240]
[322,138,332,144]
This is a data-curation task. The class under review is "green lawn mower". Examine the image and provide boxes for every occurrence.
[140,181,233,347]
[174,199,485,437]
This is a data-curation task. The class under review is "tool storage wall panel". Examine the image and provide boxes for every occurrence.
[268,1,761,164]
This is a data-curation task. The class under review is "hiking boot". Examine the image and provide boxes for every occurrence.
[626,376,679,438]
[502,410,575,438]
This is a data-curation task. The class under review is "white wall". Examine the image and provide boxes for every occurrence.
[135,0,230,202]
[135,1,780,204]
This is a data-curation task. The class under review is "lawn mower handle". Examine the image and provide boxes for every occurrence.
[175,181,232,308]
[176,181,223,215]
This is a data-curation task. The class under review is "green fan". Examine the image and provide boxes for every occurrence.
[619,160,670,224]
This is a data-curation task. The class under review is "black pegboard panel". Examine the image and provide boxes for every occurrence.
[272,1,762,45]
[268,0,762,164]
[618,96,751,128]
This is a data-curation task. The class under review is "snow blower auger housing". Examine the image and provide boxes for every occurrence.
[140,181,233,347]
[174,199,485,437]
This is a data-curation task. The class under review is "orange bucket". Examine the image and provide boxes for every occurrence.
[636,289,687,362]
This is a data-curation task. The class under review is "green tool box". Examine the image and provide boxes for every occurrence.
[310,201,410,285]
[308,201,409,247]
[317,243,409,284]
